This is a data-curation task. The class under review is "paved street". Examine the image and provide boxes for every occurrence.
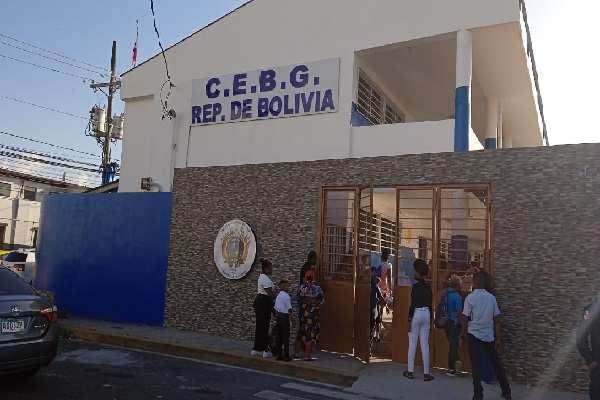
[0,340,374,400]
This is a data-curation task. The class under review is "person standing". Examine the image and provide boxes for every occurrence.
[299,251,317,286]
[251,259,276,358]
[274,280,293,361]
[460,272,512,400]
[576,298,600,400]
[444,275,463,377]
[295,270,324,360]
[404,259,434,382]
[370,267,385,354]
[378,248,393,296]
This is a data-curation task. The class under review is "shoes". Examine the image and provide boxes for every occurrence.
[250,350,262,356]
[263,351,273,358]
[455,361,463,374]
[423,374,434,382]
[446,370,456,377]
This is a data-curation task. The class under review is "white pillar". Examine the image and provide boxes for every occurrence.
[485,97,498,149]
[454,29,472,152]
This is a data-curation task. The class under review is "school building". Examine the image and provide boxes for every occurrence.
[115,0,599,393]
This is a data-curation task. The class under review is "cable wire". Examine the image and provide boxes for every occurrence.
[0,32,110,74]
[0,130,119,161]
[149,0,175,120]
[0,53,95,81]
[0,150,99,173]
[0,143,99,167]
[0,95,88,120]
[0,40,108,77]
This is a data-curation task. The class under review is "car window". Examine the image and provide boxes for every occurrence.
[0,268,36,295]
[4,252,27,263]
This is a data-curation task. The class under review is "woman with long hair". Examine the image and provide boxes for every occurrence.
[294,270,324,360]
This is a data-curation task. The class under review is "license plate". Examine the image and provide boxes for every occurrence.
[1,318,25,333]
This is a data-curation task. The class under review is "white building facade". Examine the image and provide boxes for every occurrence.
[119,0,546,193]
[0,169,86,249]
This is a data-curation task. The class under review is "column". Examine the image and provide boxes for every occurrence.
[454,29,472,152]
[485,97,498,149]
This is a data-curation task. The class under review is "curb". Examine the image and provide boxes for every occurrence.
[59,325,359,387]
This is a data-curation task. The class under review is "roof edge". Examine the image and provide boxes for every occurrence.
[122,0,256,77]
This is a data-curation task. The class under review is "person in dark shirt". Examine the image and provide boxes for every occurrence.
[299,251,317,286]
[369,267,384,356]
[577,298,600,400]
[404,259,434,381]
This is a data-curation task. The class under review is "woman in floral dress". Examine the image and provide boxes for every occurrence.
[294,270,324,360]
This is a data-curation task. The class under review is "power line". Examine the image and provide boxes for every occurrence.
[0,158,101,185]
[0,32,111,74]
[0,53,95,81]
[0,41,108,77]
[0,143,99,167]
[0,150,99,173]
[149,0,175,121]
[0,155,100,179]
[0,95,88,120]
[0,130,119,161]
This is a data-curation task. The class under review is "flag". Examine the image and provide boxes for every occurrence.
[132,19,139,67]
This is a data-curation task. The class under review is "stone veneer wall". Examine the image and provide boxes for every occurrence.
[168,143,600,392]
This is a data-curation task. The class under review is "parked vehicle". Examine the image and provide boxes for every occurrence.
[1,249,36,285]
[0,250,11,260]
[0,267,58,377]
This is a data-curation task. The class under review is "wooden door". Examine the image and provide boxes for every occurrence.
[353,185,373,362]
[318,188,357,354]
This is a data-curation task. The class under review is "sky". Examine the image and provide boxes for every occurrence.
[0,0,598,186]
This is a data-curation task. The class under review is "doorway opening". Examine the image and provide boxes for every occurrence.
[317,184,492,366]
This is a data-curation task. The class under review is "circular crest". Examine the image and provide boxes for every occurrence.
[214,220,257,279]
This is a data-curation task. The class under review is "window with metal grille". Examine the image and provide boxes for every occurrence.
[357,70,405,125]
[0,182,11,197]
[380,216,397,253]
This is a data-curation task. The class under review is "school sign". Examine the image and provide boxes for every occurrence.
[191,58,340,125]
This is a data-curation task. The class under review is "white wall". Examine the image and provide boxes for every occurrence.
[120,0,521,192]
[351,120,455,158]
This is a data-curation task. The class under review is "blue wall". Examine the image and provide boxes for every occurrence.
[35,193,172,326]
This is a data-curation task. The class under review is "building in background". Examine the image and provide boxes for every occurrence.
[118,0,546,193]
[0,168,87,249]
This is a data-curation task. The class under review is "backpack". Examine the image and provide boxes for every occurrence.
[375,262,387,278]
[434,289,450,329]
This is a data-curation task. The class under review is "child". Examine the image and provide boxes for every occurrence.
[274,280,293,361]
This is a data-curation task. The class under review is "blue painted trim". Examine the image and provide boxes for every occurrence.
[454,86,470,152]
[485,138,497,150]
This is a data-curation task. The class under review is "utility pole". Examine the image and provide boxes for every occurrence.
[90,41,120,185]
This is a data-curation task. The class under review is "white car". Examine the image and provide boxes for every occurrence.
[2,249,36,285]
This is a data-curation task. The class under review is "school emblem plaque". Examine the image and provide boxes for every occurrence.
[214,219,257,279]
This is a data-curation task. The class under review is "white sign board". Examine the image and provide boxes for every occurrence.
[191,58,340,125]
[214,219,257,280]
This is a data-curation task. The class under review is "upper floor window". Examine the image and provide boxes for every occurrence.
[357,69,405,125]
[0,182,11,197]
[22,186,37,201]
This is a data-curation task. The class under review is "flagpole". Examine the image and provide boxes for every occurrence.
[132,19,139,67]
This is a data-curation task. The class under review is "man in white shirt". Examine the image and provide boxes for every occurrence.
[274,280,293,361]
[460,272,511,400]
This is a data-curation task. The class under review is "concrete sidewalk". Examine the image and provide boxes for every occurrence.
[59,317,586,400]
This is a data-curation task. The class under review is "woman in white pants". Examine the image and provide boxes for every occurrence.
[404,259,434,381]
